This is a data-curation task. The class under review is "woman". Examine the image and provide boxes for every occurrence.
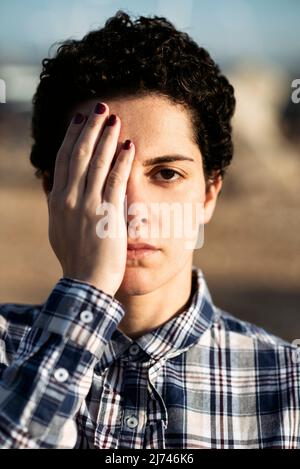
[0,10,299,449]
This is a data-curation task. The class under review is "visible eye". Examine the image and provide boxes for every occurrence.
[151,167,184,183]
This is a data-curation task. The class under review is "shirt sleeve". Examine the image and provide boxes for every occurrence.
[0,277,125,449]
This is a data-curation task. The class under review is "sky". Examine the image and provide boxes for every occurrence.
[0,0,299,103]
[0,0,299,66]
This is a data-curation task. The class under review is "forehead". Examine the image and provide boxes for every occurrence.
[74,94,200,160]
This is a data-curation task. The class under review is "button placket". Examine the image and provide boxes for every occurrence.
[125,415,139,429]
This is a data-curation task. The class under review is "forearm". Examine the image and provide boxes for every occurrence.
[0,277,124,448]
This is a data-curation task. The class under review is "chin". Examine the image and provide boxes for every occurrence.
[117,266,157,295]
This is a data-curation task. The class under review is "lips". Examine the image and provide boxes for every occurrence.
[127,243,158,250]
[126,243,160,260]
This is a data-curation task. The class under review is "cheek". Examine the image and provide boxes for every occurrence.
[155,202,203,251]
[129,179,204,246]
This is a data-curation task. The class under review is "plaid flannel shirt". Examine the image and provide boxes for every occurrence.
[0,265,299,449]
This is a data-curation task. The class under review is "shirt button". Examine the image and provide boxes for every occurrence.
[126,415,138,429]
[129,344,140,356]
[80,310,93,324]
[54,368,69,383]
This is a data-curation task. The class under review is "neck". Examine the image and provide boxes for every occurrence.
[115,261,194,339]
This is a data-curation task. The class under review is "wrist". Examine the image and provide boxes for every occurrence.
[63,272,116,297]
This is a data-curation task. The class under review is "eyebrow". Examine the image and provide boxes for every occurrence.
[142,155,195,167]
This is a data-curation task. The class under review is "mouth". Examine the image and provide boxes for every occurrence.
[126,243,160,260]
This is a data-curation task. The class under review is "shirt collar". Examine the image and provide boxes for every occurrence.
[97,265,215,371]
[135,265,215,360]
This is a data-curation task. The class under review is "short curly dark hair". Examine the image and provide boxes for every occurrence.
[30,9,236,192]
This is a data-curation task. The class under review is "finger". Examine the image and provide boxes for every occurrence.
[51,112,86,194]
[103,139,135,207]
[84,114,122,201]
[66,102,109,201]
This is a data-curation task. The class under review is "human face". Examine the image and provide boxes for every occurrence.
[61,94,221,295]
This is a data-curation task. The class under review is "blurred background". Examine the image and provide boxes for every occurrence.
[0,0,299,341]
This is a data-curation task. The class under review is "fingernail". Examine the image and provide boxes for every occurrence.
[123,139,132,150]
[94,102,106,114]
[106,114,117,126]
[73,113,84,124]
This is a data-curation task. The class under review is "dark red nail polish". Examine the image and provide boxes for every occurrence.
[73,113,84,124]
[123,139,132,150]
[107,114,117,126]
[94,102,106,114]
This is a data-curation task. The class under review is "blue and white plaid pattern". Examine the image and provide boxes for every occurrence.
[0,266,299,448]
